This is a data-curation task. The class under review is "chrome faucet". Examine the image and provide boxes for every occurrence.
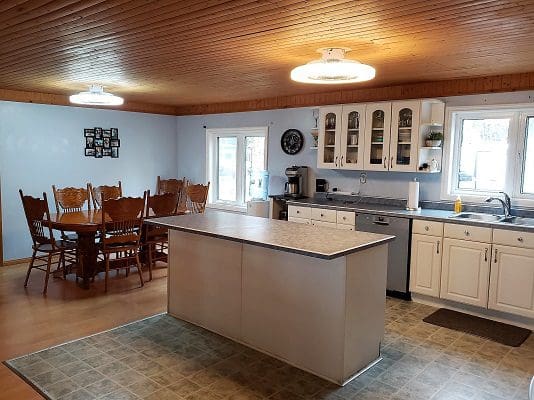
[485,192,512,218]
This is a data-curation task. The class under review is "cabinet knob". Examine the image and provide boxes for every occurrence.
[296,210,300,214]
[425,226,429,231]
[320,213,324,217]
[343,216,346,220]
[517,237,524,242]
[464,230,470,236]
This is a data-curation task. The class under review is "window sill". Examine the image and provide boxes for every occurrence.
[207,203,247,213]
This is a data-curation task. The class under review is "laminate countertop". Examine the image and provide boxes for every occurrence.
[146,210,394,260]
[286,198,534,233]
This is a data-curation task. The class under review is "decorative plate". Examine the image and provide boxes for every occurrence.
[281,129,304,155]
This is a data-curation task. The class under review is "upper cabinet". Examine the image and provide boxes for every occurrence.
[318,106,342,169]
[317,104,366,170]
[363,102,392,171]
[316,99,445,173]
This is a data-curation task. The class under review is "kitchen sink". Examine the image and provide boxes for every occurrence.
[449,212,503,222]
[499,216,534,227]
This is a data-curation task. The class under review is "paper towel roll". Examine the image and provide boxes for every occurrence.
[407,180,420,210]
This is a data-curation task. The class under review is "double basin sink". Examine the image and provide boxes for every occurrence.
[450,212,534,227]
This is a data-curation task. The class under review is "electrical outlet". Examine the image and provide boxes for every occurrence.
[360,173,367,184]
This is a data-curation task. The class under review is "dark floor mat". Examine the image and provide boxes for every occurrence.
[423,308,531,347]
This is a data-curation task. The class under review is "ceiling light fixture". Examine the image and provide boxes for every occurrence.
[291,48,375,84]
[69,85,124,106]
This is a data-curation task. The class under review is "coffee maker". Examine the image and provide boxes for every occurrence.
[284,166,308,198]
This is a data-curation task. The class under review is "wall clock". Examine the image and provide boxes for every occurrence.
[281,129,304,155]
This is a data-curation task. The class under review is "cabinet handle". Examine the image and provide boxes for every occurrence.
[464,230,470,236]
[494,248,498,263]
[383,157,387,169]
[437,240,440,254]
[334,156,338,167]
[343,216,346,220]
[517,237,524,243]
[484,248,488,262]
[340,155,344,167]
[390,156,394,169]
[425,226,430,231]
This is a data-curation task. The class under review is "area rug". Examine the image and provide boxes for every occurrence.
[423,308,531,347]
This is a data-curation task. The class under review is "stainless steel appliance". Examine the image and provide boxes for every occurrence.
[316,178,328,193]
[284,166,308,198]
[356,213,411,299]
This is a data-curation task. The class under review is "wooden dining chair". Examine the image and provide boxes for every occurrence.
[89,181,122,209]
[52,184,91,242]
[144,191,179,281]
[156,176,186,195]
[185,182,210,214]
[19,190,77,294]
[99,193,147,292]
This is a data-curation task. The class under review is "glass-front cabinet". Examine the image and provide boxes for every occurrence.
[390,101,420,171]
[318,106,342,168]
[339,104,366,170]
[363,102,392,171]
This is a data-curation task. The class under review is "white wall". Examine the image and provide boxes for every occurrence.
[176,91,534,203]
[0,101,178,261]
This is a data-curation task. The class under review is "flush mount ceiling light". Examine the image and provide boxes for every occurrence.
[291,48,375,84]
[69,85,124,106]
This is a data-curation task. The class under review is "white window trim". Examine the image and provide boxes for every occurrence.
[441,103,534,207]
[205,127,268,212]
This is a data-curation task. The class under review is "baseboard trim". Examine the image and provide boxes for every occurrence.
[2,257,31,267]
[412,293,534,331]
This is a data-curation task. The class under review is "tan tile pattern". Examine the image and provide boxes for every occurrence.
[6,299,534,400]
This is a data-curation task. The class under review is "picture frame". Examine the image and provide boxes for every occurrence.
[83,127,119,158]
[111,128,119,138]
[110,139,120,147]
[103,137,111,148]
[103,129,111,138]
[111,147,119,158]
[95,147,103,158]
[102,148,112,157]
[85,148,95,157]
[95,127,103,139]
[94,138,104,147]
[86,137,95,148]
[84,128,95,137]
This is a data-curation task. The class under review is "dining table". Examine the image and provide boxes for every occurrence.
[49,209,186,289]
[49,210,105,288]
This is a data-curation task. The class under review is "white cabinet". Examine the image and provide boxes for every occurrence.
[363,102,392,171]
[311,220,337,229]
[288,216,311,225]
[440,238,491,307]
[317,105,365,170]
[390,101,420,172]
[287,205,355,231]
[318,106,342,168]
[410,233,442,297]
[488,229,534,318]
[339,104,366,170]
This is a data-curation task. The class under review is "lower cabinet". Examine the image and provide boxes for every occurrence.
[440,238,491,308]
[488,245,534,318]
[410,233,442,297]
[287,205,355,230]
[311,220,337,229]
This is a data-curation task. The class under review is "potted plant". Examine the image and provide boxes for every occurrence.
[426,131,443,147]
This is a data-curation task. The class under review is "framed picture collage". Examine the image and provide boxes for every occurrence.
[84,127,120,158]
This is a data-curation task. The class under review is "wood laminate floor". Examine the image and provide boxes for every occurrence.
[0,262,167,400]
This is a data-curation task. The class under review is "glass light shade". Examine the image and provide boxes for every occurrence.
[69,85,124,106]
[291,48,375,84]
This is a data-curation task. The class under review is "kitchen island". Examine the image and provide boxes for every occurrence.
[147,211,394,385]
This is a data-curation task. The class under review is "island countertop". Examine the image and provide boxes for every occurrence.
[147,210,394,260]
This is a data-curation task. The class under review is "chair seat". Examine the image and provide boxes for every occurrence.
[35,240,77,253]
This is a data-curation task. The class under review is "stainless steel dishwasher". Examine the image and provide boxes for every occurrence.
[356,213,411,299]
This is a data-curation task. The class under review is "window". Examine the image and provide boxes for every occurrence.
[443,106,534,204]
[206,127,268,210]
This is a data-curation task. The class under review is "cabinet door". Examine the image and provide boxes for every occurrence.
[363,102,392,171]
[410,234,442,297]
[339,104,366,170]
[440,238,491,307]
[336,223,354,231]
[318,106,342,169]
[310,220,337,229]
[390,101,420,172]
[488,245,534,318]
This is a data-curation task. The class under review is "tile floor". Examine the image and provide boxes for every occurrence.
[6,298,534,400]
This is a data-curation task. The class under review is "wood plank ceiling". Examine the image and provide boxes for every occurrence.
[1,0,534,114]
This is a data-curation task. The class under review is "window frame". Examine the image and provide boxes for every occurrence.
[441,104,534,206]
[205,127,268,212]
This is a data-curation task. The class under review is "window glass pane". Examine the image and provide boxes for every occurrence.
[244,136,266,202]
[217,137,237,201]
[457,118,510,192]
[522,117,534,194]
